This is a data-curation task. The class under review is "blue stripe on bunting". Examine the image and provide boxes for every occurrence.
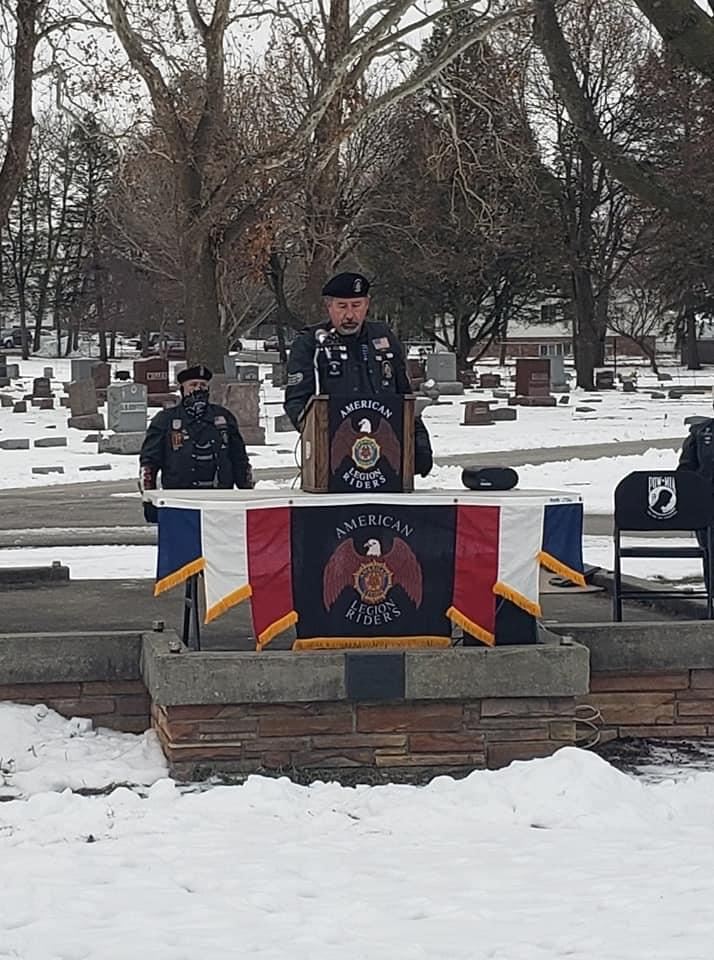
[157,507,202,585]
[543,503,584,577]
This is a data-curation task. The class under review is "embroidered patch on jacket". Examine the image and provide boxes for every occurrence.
[287,372,303,386]
[372,336,390,350]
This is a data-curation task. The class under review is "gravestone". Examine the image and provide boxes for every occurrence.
[492,407,517,421]
[91,361,111,392]
[622,379,637,393]
[32,377,52,399]
[462,400,494,426]
[515,358,550,397]
[223,356,238,378]
[5,363,19,378]
[427,352,456,382]
[594,368,615,390]
[0,438,29,449]
[43,367,54,379]
[479,373,501,388]
[549,355,569,391]
[107,382,148,433]
[134,357,172,406]
[0,394,13,407]
[271,362,287,388]
[71,358,98,381]
[34,437,68,448]
[68,413,105,430]
[424,352,463,394]
[35,398,54,410]
[210,379,265,444]
[0,377,9,388]
[274,413,296,432]
[13,401,26,413]
[68,379,98,418]
[98,432,143,454]
[236,364,259,383]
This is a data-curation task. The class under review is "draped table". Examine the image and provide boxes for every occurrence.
[145,488,584,650]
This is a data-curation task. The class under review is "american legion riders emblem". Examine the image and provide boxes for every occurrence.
[647,475,677,520]
[323,536,422,623]
[330,415,400,490]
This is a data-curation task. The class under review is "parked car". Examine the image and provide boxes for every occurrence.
[143,337,186,359]
[263,335,293,352]
[0,326,29,349]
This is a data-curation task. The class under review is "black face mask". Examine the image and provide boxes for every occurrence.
[183,387,209,419]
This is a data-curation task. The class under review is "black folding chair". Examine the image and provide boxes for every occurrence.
[613,470,714,620]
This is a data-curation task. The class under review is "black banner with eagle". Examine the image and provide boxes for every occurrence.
[328,395,404,492]
[291,502,456,643]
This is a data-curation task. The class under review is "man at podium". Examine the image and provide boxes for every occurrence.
[283,271,433,477]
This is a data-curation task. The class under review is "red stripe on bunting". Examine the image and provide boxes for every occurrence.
[451,504,500,642]
[247,506,295,647]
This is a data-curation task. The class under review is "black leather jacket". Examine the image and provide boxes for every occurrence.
[140,402,251,489]
[678,419,714,482]
[284,319,433,476]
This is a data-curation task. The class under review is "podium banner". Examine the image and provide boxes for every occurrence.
[291,502,462,645]
[149,491,579,649]
[328,396,404,493]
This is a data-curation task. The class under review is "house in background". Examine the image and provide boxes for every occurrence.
[474,318,655,363]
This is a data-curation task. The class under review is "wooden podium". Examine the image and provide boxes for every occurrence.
[300,394,415,493]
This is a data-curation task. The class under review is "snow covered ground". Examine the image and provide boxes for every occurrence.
[0,356,707,489]
[2,702,714,960]
[0,534,703,584]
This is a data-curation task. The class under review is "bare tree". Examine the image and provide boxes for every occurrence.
[102,0,534,367]
[0,0,42,226]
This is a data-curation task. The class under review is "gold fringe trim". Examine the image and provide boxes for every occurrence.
[446,606,495,647]
[538,550,587,588]
[154,558,205,596]
[257,611,298,650]
[204,584,252,624]
[493,581,542,618]
[292,635,451,651]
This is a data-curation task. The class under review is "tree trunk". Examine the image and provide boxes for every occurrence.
[301,0,350,323]
[572,266,600,389]
[0,0,40,226]
[182,236,224,368]
[684,305,701,370]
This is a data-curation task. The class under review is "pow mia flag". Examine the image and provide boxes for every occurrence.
[328,395,404,492]
[647,475,677,520]
[614,470,713,531]
[291,502,456,642]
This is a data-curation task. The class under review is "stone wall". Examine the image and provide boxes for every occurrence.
[586,670,714,741]
[554,621,714,742]
[141,634,588,781]
[0,631,149,733]
[152,696,578,783]
[0,680,150,733]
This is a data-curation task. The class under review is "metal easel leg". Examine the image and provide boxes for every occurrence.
[182,574,202,650]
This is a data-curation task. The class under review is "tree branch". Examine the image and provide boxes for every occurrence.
[533,0,698,222]
[634,0,714,81]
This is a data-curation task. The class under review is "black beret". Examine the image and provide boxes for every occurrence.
[321,272,370,298]
[177,364,213,384]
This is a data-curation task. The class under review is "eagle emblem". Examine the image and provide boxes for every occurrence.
[331,416,401,473]
[323,536,423,610]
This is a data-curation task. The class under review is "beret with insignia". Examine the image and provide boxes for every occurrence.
[321,272,370,298]
[177,364,213,384]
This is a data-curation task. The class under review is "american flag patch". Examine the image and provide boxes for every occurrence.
[372,337,390,350]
